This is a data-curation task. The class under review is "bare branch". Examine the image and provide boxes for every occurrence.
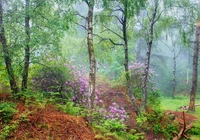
[93,33,123,46]
[136,17,147,30]
[69,17,87,30]
[153,8,166,24]
[116,4,124,13]
[112,15,123,24]
[102,25,124,40]
[75,11,87,20]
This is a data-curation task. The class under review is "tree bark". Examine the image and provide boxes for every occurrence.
[188,22,200,111]
[172,49,176,99]
[141,0,158,110]
[87,0,96,114]
[22,0,30,91]
[0,0,19,94]
[123,0,140,115]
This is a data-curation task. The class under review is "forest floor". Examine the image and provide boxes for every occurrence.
[0,86,199,139]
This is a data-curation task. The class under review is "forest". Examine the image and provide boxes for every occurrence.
[0,0,200,139]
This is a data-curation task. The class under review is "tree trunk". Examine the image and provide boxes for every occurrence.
[123,0,140,115]
[0,0,19,94]
[22,0,30,91]
[188,22,200,111]
[172,50,176,99]
[141,0,158,110]
[87,0,96,122]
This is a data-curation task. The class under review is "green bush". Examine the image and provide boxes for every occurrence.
[30,60,71,94]
[0,102,18,123]
[94,119,144,140]
[56,101,83,116]
[136,108,179,139]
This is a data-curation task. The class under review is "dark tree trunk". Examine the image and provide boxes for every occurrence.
[0,0,19,94]
[141,0,158,110]
[188,22,200,111]
[87,0,96,121]
[22,0,30,91]
[123,0,140,115]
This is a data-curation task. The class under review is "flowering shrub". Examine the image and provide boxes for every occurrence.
[129,62,158,97]
[64,63,128,125]
[105,102,128,124]
[64,63,89,106]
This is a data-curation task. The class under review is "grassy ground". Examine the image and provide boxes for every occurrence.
[160,95,200,139]
[160,95,200,111]
[160,95,190,111]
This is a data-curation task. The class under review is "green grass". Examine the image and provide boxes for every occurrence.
[160,95,190,111]
[160,95,200,113]
[190,107,200,119]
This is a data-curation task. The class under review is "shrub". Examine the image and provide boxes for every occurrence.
[0,102,18,123]
[136,108,179,139]
[30,61,71,94]
[129,62,158,98]
[64,63,89,106]
[56,101,83,116]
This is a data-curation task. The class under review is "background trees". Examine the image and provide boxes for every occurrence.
[0,0,200,113]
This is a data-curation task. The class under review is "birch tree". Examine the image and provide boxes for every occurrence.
[140,0,159,110]
[95,0,145,115]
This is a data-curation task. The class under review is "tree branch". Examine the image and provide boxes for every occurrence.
[93,33,123,46]
[102,25,124,40]
[33,0,46,12]
[75,11,87,20]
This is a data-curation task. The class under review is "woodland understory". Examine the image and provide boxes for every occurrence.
[1,0,200,140]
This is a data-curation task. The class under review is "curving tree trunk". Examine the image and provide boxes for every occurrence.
[123,0,140,115]
[188,22,200,111]
[141,0,158,110]
[22,0,30,91]
[0,0,19,94]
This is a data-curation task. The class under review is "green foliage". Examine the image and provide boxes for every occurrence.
[0,122,19,139]
[188,120,200,135]
[93,107,144,140]
[0,64,10,93]
[153,123,162,134]
[147,90,161,109]
[0,102,18,123]
[136,114,148,127]
[93,106,144,140]
[101,119,126,132]
[30,59,71,94]
[164,122,179,138]
[56,101,83,116]
[94,119,144,140]
[13,90,46,106]
[136,107,179,139]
